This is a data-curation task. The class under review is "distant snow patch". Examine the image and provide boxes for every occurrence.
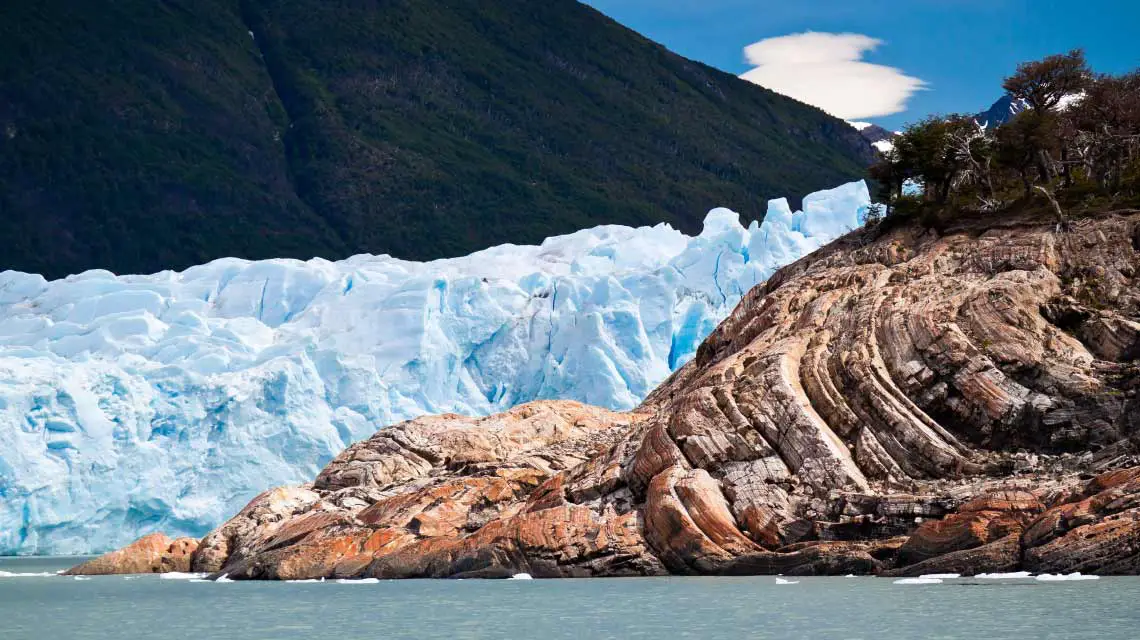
[873,139,895,154]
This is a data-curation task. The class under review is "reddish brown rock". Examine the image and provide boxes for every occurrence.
[895,490,1043,565]
[66,533,199,575]
[1022,469,1140,574]
[85,212,1140,578]
[886,535,1023,577]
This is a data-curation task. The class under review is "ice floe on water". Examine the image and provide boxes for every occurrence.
[0,570,58,578]
[774,577,799,585]
[1036,573,1100,582]
[159,572,208,580]
[509,573,534,580]
[974,572,1033,580]
[919,574,960,580]
[335,578,381,584]
[0,181,872,555]
[894,577,943,585]
[72,576,91,581]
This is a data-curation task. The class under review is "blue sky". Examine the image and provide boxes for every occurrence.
[584,0,1140,129]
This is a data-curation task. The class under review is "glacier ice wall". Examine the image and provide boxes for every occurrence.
[0,181,870,554]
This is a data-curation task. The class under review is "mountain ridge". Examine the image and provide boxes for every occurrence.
[0,0,872,279]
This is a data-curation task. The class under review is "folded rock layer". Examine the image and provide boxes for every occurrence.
[72,211,1140,578]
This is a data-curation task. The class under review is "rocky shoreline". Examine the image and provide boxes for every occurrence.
[71,211,1140,579]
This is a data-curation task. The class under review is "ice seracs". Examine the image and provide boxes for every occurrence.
[0,181,872,555]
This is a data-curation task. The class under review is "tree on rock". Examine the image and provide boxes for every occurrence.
[1002,50,1091,113]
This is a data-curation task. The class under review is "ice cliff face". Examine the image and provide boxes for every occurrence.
[0,181,870,555]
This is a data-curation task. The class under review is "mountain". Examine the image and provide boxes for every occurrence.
[0,181,870,555]
[0,0,873,280]
[973,94,1029,127]
[73,207,1140,579]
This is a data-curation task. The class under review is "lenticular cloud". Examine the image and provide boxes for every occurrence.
[740,32,925,120]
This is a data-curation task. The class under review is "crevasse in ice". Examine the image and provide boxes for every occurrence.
[0,181,870,554]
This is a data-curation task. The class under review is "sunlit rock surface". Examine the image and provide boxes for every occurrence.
[90,209,1139,579]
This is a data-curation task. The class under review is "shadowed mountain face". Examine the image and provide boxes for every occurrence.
[973,94,1028,128]
[0,0,872,279]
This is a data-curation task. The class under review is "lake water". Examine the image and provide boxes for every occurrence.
[3,556,1138,639]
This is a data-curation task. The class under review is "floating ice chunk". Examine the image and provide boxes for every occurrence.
[159,572,208,580]
[509,573,534,580]
[0,571,57,578]
[974,572,1033,579]
[774,577,799,585]
[335,578,380,584]
[1036,573,1100,582]
[919,573,960,580]
[894,577,943,585]
[73,576,91,581]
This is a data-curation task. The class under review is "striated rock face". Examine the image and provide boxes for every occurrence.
[65,533,198,575]
[71,212,1140,578]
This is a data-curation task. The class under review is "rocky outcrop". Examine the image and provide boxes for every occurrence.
[70,211,1140,578]
[65,533,198,575]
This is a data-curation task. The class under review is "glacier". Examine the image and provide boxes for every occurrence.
[0,181,871,555]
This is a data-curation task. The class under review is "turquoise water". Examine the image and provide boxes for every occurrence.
[3,557,1139,639]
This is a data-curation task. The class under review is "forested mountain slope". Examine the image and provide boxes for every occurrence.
[0,0,872,278]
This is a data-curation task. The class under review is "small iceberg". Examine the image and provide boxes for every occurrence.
[894,577,943,585]
[974,572,1033,579]
[159,572,208,580]
[72,576,91,581]
[774,577,799,585]
[0,571,57,578]
[919,573,960,580]
[508,573,534,580]
[1036,573,1100,582]
[335,578,380,584]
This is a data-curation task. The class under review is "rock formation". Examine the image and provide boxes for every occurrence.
[65,533,198,575]
[71,210,1140,578]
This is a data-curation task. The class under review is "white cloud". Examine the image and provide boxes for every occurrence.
[739,32,925,120]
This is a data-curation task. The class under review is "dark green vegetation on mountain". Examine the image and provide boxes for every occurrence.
[0,0,872,279]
